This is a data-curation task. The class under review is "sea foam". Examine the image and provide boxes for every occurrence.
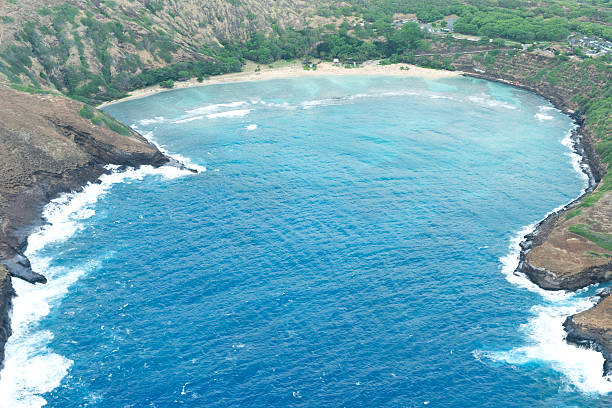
[0,161,199,407]
[485,123,612,394]
[206,109,252,119]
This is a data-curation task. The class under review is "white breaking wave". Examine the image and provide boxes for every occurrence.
[206,109,252,119]
[245,124,258,131]
[0,162,198,408]
[134,128,207,174]
[253,100,297,110]
[483,123,611,394]
[139,116,168,126]
[535,105,558,121]
[467,94,518,110]
[185,101,249,116]
[561,126,591,186]
[300,90,454,110]
[535,113,554,121]
[171,115,204,124]
[484,297,612,394]
[139,102,252,126]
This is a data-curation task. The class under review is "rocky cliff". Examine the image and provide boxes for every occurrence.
[0,84,168,367]
[444,50,612,372]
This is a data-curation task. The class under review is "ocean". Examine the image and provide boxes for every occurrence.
[1,75,610,407]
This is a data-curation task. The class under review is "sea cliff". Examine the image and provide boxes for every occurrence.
[0,84,168,368]
[449,52,612,373]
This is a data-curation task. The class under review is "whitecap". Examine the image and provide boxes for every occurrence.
[255,100,297,110]
[561,126,590,187]
[135,129,207,174]
[206,109,252,119]
[535,113,554,121]
[484,295,612,394]
[185,101,249,116]
[171,116,204,124]
[467,94,517,110]
[535,105,558,121]
[301,98,345,109]
[139,116,168,126]
[245,124,258,131]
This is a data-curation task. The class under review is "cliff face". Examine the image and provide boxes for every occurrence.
[0,85,167,282]
[564,293,612,374]
[446,51,612,371]
[0,265,12,367]
[0,84,168,366]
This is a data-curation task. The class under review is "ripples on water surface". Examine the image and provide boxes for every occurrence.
[2,76,611,407]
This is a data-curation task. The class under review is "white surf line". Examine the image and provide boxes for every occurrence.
[484,124,612,393]
[0,161,200,407]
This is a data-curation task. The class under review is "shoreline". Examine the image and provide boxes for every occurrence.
[2,64,609,393]
[467,72,612,374]
[97,61,462,108]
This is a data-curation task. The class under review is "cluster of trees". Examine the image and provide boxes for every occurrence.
[222,22,427,67]
[455,12,570,42]
[223,29,318,64]
[321,0,610,42]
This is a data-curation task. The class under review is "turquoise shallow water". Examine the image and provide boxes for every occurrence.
[2,75,611,407]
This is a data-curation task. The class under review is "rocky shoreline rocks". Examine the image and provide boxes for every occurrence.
[0,85,169,369]
[564,291,612,375]
[464,76,612,373]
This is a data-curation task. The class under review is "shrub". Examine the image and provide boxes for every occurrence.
[100,114,131,135]
[78,105,95,119]
[159,79,174,88]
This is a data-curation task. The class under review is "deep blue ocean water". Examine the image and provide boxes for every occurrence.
[2,75,611,407]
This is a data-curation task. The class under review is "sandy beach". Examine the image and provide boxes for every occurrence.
[98,61,462,108]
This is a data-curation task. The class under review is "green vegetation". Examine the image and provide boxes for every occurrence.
[159,79,174,88]
[565,208,583,221]
[99,114,131,135]
[9,84,56,95]
[569,224,612,251]
[78,105,95,120]
[585,250,612,258]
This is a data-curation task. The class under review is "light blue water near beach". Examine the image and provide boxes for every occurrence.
[2,75,611,407]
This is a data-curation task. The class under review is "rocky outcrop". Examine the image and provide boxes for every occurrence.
[0,84,168,363]
[564,292,612,375]
[516,190,612,291]
[0,265,12,369]
[449,52,612,372]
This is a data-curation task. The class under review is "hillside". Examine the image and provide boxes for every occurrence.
[0,0,334,102]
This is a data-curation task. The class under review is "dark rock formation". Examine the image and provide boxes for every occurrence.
[0,265,13,369]
[564,292,612,375]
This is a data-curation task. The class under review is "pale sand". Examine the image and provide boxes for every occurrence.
[98,61,462,108]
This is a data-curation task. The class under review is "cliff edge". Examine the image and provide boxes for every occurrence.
[0,85,168,367]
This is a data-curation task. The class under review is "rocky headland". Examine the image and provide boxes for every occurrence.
[447,52,612,373]
[0,84,168,365]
